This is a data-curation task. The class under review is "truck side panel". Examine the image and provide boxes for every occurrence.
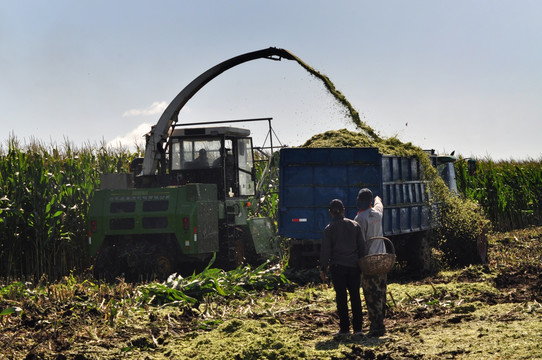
[278,148,434,241]
[381,156,432,236]
[278,147,381,239]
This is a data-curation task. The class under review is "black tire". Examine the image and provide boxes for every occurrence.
[93,243,119,282]
[94,235,180,282]
[288,243,302,269]
[216,225,257,270]
[233,233,245,268]
[408,232,432,275]
[287,242,319,270]
[151,246,177,280]
[476,227,489,264]
[234,226,259,267]
[139,237,180,281]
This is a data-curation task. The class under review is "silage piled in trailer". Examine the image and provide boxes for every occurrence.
[299,127,490,267]
[281,53,491,266]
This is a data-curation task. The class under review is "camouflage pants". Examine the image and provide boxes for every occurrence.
[361,273,387,332]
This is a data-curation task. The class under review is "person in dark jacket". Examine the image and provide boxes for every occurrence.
[320,199,365,336]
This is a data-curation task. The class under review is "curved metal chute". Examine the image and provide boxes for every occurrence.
[141,47,296,176]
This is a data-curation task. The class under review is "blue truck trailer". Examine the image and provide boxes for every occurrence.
[277,147,455,272]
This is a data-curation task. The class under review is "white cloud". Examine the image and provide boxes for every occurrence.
[123,101,167,117]
[107,122,151,150]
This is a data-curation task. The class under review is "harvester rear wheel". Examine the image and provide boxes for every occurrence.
[93,244,119,282]
[94,235,180,282]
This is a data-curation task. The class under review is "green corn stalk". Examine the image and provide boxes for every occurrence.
[252,151,280,221]
[137,256,289,307]
[0,137,142,279]
[455,157,542,231]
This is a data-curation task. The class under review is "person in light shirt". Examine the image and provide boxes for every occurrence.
[354,188,387,337]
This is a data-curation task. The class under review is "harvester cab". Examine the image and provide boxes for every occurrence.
[166,126,255,200]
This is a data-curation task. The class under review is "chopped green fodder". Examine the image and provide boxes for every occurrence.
[388,281,500,306]
[169,319,313,359]
[381,270,542,360]
[289,56,380,141]
[410,302,542,360]
[302,129,421,157]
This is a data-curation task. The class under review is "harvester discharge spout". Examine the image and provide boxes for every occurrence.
[141,47,296,177]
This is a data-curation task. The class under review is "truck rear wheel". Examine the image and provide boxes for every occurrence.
[476,226,489,264]
[288,243,302,269]
[408,232,433,275]
[287,242,319,270]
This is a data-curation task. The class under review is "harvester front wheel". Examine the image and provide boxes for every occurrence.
[235,226,259,266]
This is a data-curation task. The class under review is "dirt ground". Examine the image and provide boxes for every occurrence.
[1,226,541,360]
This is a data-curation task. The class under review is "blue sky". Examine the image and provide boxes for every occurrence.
[1,1,541,160]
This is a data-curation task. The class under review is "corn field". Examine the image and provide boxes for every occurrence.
[455,157,542,231]
[0,139,141,280]
[1,137,541,279]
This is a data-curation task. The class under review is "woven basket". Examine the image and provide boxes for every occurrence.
[358,237,396,275]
